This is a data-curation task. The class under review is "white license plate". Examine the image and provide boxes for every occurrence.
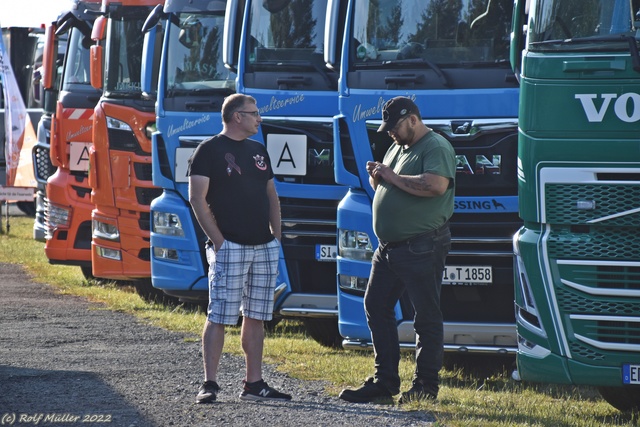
[315,244,337,262]
[442,265,492,285]
[69,142,91,172]
[175,147,197,183]
[623,364,640,384]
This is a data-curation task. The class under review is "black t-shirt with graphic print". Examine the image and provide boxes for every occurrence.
[187,134,275,245]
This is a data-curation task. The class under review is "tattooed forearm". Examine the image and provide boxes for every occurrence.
[399,175,432,192]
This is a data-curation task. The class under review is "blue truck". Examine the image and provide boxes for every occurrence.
[326,0,521,353]
[223,0,347,347]
[141,0,234,299]
[145,0,347,347]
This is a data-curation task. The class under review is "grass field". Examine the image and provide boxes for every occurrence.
[1,214,638,426]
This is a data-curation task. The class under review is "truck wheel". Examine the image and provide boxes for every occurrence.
[302,318,343,349]
[133,278,180,306]
[16,201,36,217]
[80,265,95,281]
[597,386,640,412]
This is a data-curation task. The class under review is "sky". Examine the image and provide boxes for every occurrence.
[0,0,76,28]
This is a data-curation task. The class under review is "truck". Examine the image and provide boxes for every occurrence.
[39,1,102,277]
[32,27,65,242]
[146,0,347,347]
[224,0,347,347]
[510,0,640,412]
[140,0,235,303]
[326,0,521,353]
[87,0,164,288]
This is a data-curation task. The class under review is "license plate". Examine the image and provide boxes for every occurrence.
[623,364,640,384]
[315,244,337,262]
[175,147,197,183]
[442,265,492,285]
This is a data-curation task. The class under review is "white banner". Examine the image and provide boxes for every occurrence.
[0,185,34,201]
[0,34,37,188]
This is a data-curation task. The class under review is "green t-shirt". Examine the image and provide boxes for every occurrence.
[372,131,456,242]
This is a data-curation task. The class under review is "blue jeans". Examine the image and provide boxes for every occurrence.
[364,225,451,395]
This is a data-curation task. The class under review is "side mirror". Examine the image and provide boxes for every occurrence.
[90,45,103,90]
[324,0,340,70]
[141,25,159,99]
[90,17,107,90]
[510,0,527,80]
[42,24,57,90]
[223,0,241,73]
[91,16,107,41]
[142,4,164,33]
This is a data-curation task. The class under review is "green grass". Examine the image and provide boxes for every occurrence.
[2,215,639,426]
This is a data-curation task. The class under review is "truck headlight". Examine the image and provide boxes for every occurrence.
[339,229,373,261]
[92,219,120,241]
[153,211,184,236]
[96,246,122,261]
[338,275,369,292]
[153,247,179,261]
[106,116,132,131]
[46,202,71,228]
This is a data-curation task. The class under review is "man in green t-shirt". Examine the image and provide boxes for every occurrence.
[340,96,456,404]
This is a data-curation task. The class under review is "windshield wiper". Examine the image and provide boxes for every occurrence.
[106,91,143,100]
[531,33,634,46]
[377,58,448,87]
[531,34,640,72]
[250,60,336,90]
[166,87,235,97]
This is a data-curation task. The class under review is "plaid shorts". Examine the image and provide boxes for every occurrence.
[205,239,279,325]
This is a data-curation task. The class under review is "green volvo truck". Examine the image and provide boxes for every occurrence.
[511,0,640,412]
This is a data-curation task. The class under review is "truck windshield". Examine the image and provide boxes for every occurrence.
[246,0,328,71]
[62,28,92,90]
[104,8,152,96]
[529,0,640,51]
[166,12,235,92]
[351,0,511,68]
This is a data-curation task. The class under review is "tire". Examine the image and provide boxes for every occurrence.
[264,317,282,332]
[16,201,36,217]
[80,265,95,281]
[597,386,640,412]
[302,318,343,349]
[235,316,281,331]
[443,353,516,375]
[133,278,180,306]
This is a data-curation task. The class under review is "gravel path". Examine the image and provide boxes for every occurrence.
[0,263,435,426]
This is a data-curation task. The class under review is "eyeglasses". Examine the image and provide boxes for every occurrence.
[388,115,410,134]
[236,110,260,117]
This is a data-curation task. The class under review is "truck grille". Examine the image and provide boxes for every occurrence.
[34,145,55,183]
[280,197,338,294]
[546,183,640,226]
[135,187,162,206]
[544,173,640,364]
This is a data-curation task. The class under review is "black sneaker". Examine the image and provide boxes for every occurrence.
[239,379,292,401]
[338,377,393,404]
[398,380,437,404]
[196,380,220,404]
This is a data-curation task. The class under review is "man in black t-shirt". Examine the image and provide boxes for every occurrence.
[188,94,291,403]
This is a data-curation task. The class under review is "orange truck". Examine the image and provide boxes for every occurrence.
[43,0,102,278]
[87,0,164,287]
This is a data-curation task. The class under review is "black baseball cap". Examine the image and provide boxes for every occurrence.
[377,96,419,133]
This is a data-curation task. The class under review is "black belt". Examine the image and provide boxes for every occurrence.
[379,221,449,249]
